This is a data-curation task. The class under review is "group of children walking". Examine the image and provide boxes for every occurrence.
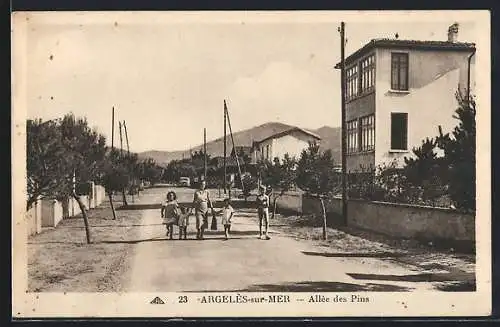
[160,183,271,241]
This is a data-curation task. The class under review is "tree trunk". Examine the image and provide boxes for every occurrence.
[72,192,92,244]
[108,192,117,220]
[122,189,128,206]
[320,196,327,241]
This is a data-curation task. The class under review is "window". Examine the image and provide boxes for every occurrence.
[346,65,358,100]
[391,113,408,150]
[266,145,270,160]
[347,119,358,154]
[391,53,409,91]
[360,114,375,152]
[360,55,375,93]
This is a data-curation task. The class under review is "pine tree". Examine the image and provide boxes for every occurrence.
[436,91,476,212]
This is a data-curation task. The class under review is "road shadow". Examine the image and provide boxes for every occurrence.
[301,251,407,258]
[116,204,162,210]
[116,201,234,211]
[184,281,412,292]
[347,272,476,283]
[53,223,165,229]
[434,280,476,291]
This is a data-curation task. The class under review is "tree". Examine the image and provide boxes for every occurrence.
[57,114,107,243]
[101,148,131,219]
[241,173,258,201]
[27,119,68,210]
[296,141,337,240]
[403,137,447,205]
[141,158,163,185]
[436,91,476,212]
[262,155,297,219]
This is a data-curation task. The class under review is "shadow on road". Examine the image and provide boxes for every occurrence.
[434,281,476,291]
[347,272,476,283]
[51,223,165,229]
[301,251,407,258]
[184,281,412,292]
[116,204,162,210]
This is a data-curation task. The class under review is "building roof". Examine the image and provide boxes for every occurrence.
[253,127,321,146]
[334,38,476,68]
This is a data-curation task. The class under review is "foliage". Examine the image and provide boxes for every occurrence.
[138,158,163,185]
[241,173,258,199]
[26,114,107,210]
[100,148,133,195]
[27,119,68,209]
[296,141,337,196]
[436,91,476,212]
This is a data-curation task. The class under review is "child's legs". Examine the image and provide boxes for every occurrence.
[224,225,230,238]
[263,209,269,235]
[258,210,263,235]
[195,212,202,238]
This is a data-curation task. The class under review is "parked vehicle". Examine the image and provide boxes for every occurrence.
[179,177,191,187]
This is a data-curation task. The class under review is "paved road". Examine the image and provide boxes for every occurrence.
[126,187,446,292]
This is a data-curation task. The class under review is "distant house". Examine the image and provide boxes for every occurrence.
[251,127,321,163]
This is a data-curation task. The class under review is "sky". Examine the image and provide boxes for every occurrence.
[22,11,479,153]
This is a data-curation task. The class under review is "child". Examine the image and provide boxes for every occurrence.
[219,198,234,240]
[161,191,180,240]
[256,185,271,240]
[177,206,192,240]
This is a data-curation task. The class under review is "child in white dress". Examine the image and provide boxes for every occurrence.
[161,191,180,240]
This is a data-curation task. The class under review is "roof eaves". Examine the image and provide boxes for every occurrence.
[255,127,321,145]
[334,39,476,69]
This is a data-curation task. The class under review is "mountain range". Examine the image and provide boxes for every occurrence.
[138,122,341,166]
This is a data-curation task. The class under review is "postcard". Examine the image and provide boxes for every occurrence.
[12,10,491,318]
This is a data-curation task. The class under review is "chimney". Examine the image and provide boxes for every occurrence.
[447,22,459,43]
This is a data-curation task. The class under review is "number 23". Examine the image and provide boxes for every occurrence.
[178,296,188,303]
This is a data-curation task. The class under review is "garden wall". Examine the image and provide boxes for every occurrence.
[41,199,63,227]
[274,191,475,243]
[28,183,106,235]
[270,191,303,215]
[27,198,42,236]
[302,195,475,242]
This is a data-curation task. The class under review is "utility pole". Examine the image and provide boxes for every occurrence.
[225,100,245,195]
[340,22,348,226]
[111,106,115,148]
[204,128,207,181]
[223,100,227,194]
[123,120,133,202]
[119,121,123,156]
[123,120,130,153]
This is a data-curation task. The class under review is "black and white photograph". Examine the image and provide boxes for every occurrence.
[12,10,491,317]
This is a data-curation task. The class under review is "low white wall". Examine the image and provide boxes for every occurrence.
[271,191,303,214]
[95,185,106,206]
[41,199,63,228]
[27,198,42,236]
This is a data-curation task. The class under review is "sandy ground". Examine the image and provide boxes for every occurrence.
[28,194,145,292]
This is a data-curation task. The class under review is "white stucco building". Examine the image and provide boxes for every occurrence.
[251,127,321,163]
[334,23,476,172]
